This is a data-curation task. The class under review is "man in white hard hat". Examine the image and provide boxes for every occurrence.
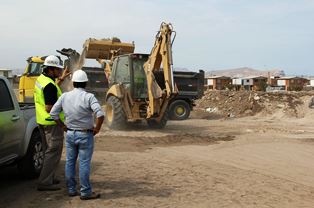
[35,55,70,191]
[50,69,104,200]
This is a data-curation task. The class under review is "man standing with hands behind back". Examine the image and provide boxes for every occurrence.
[50,69,104,200]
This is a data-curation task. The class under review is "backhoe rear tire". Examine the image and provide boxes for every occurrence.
[146,110,169,129]
[105,96,126,129]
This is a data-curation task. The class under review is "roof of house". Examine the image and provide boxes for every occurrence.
[242,75,267,79]
[276,76,309,80]
[205,75,231,79]
[0,68,12,72]
[232,75,267,79]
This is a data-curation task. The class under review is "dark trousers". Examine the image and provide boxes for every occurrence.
[38,125,64,186]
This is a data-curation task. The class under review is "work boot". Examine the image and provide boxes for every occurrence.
[37,184,61,191]
[68,191,78,197]
[80,192,101,200]
[53,179,61,184]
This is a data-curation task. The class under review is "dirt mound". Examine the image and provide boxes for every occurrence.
[195,90,314,118]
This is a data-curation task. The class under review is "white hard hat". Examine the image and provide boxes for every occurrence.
[72,69,88,82]
[43,55,63,69]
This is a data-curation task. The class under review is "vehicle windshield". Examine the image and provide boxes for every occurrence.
[132,55,148,99]
[28,62,43,75]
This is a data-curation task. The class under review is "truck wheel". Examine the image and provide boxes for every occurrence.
[169,100,190,120]
[17,130,44,179]
[147,110,168,129]
[105,96,126,129]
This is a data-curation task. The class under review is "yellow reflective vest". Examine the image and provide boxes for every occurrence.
[34,74,64,125]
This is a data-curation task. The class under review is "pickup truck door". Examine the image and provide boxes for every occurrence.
[0,79,24,164]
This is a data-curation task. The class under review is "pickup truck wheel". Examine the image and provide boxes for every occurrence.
[169,100,190,120]
[105,96,126,129]
[146,110,168,129]
[17,130,44,179]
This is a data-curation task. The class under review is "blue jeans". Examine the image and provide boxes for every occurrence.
[65,130,94,196]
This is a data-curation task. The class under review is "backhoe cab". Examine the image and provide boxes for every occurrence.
[83,22,177,129]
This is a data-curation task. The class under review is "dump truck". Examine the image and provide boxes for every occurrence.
[83,22,177,129]
[18,56,46,102]
[169,70,204,120]
[18,53,107,103]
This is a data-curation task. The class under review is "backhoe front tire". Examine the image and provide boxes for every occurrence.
[146,110,169,129]
[105,96,126,129]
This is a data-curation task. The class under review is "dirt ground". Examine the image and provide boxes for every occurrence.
[2,93,314,207]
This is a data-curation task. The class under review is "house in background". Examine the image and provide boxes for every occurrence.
[268,76,281,86]
[0,68,13,85]
[232,77,242,90]
[252,76,268,91]
[238,76,268,91]
[308,77,314,87]
[0,68,13,78]
[206,76,231,90]
[276,76,309,91]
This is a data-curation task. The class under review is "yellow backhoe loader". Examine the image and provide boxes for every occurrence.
[83,22,177,129]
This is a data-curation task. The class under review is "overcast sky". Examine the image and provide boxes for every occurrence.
[1,0,314,75]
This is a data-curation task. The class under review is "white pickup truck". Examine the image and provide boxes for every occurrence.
[0,76,44,178]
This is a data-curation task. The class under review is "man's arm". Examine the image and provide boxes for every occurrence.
[50,95,67,131]
[56,67,71,86]
[89,95,105,135]
[93,115,104,135]
[43,84,57,113]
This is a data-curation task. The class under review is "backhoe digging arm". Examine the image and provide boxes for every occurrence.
[143,22,177,118]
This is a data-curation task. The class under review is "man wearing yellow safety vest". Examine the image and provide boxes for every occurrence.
[34,55,69,191]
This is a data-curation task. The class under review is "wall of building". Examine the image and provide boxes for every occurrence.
[242,79,253,86]
[252,79,267,91]
[215,79,231,90]
[0,70,13,78]
[232,79,242,85]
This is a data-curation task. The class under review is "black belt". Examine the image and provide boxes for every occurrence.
[67,128,93,133]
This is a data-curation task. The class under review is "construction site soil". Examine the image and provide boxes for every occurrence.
[2,90,314,207]
[196,90,314,118]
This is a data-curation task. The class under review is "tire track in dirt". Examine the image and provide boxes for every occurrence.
[95,133,235,152]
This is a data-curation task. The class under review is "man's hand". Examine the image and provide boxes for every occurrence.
[55,119,67,132]
[61,66,71,80]
[61,123,67,132]
[92,127,100,136]
[45,105,53,113]
[56,66,71,85]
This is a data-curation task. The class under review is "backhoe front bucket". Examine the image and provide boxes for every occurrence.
[83,38,135,60]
